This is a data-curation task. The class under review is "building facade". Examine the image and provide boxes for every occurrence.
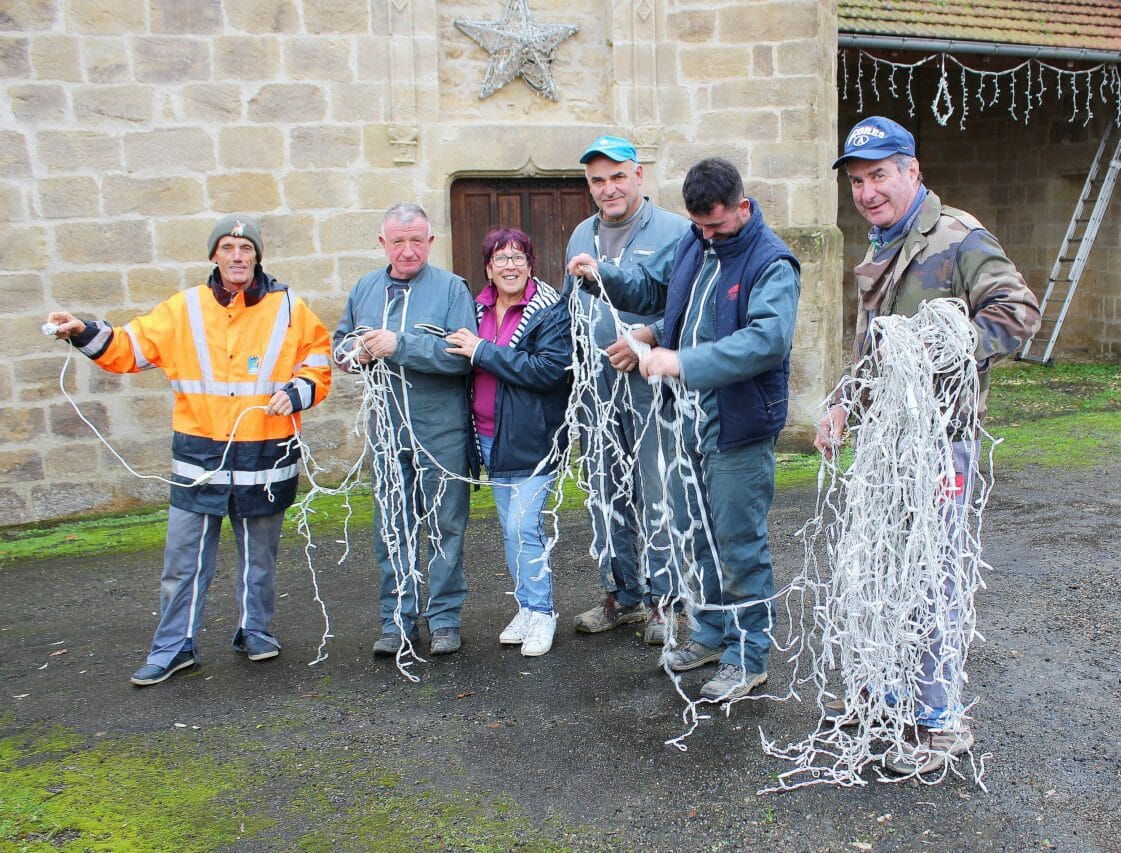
[1,0,843,525]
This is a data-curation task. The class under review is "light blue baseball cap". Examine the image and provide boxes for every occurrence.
[579,135,638,164]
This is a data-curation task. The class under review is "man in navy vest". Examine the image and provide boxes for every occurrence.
[568,157,800,701]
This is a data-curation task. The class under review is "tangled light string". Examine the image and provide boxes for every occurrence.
[48,337,341,666]
[568,273,804,749]
[841,48,1121,129]
[761,298,996,792]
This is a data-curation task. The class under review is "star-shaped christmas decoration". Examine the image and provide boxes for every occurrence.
[454,0,578,101]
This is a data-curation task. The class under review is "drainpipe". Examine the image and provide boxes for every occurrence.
[839,33,1121,64]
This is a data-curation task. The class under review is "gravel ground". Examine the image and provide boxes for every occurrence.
[2,461,1119,851]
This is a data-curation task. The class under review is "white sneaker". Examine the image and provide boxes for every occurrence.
[499,608,532,645]
[520,611,557,657]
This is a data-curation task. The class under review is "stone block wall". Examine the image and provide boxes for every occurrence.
[2,0,842,526]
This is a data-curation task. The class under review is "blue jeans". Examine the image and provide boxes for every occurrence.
[915,438,978,728]
[479,435,555,614]
[676,436,776,671]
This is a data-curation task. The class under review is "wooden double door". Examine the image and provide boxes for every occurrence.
[450,177,595,296]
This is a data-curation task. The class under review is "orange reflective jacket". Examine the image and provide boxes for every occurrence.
[76,273,332,516]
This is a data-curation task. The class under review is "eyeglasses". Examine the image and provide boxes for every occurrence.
[491,253,528,267]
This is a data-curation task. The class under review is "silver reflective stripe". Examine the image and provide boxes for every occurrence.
[123,324,155,370]
[300,353,330,367]
[170,379,287,396]
[79,321,114,359]
[184,287,214,382]
[172,459,300,484]
[255,289,293,387]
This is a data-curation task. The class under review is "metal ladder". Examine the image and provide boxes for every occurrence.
[1019,120,1121,365]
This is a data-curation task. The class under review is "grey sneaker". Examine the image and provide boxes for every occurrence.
[429,627,462,655]
[372,628,419,657]
[884,724,975,775]
[643,605,683,646]
[665,639,721,672]
[700,664,768,701]
[129,648,199,686]
[234,632,280,661]
[573,595,647,633]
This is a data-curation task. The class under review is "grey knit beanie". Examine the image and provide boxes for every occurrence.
[207,214,263,261]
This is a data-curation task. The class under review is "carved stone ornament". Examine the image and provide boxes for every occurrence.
[454,0,578,102]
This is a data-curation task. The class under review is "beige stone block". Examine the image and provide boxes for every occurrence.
[266,257,334,293]
[36,130,122,173]
[754,44,775,77]
[290,125,361,168]
[4,406,46,443]
[30,35,81,81]
[284,37,353,82]
[338,254,376,289]
[133,36,212,83]
[150,0,222,33]
[318,211,379,254]
[0,37,30,77]
[247,83,327,123]
[0,226,47,271]
[183,262,212,284]
[259,213,316,258]
[66,0,145,33]
[153,217,214,263]
[777,39,825,77]
[354,37,388,81]
[0,362,12,402]
[127,266,182,304]
[352,171,418,210]
[0,316,43,361]
[304,0,368,34]
[16,353,80,402]
[83,36,130,83]
[207,172,281,213]
[50,400,109,438]
[0,181,26,222]
[0,448,45,482]
[3,0,56,30]
[720,1,819,42]
[38,175,100,219]
[214,35,281,79]
[183,83,243,123]
[125,393,176,434]
[226,0,299,33]
[0,488,31,526]
[8,83,67,123]
[283,169,354,210]
[73,85,153,124]
[43,442,102,478]
[678,46,754,83]
[2,273,44,307]
[103,176,205,216]
[711,76,819,112]
[56,221,153,265]
[123,128,216,173]
[0,130,32,179]
[332,83,386,122]
[361,125,395,169]
[50,270,126,307]
[219,125,284,169]
[666,10,715,43]
[754,141,819,181]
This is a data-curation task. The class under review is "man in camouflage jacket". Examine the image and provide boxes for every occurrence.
[814,116,1041,775]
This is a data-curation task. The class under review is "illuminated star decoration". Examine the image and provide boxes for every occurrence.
[454,0,578,101]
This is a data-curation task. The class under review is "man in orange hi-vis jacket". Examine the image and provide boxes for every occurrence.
[46,214,332,687]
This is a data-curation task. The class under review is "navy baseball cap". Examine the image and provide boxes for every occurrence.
[832,116,916,169]
[579,135,638,164]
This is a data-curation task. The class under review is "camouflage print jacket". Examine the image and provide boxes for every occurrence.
[846,190,1041,424]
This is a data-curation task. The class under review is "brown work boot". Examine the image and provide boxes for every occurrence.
[573,595,647,633]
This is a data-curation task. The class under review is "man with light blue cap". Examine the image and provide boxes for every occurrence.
[564,135,689,644]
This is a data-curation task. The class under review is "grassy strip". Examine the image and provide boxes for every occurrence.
[3,359,1118,567]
